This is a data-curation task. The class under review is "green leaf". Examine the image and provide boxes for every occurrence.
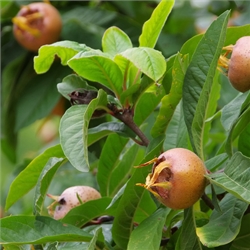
[139,0,175,48]
[34,41,91,74]
[238,123,250,158]
[5,145,65,210]
[205,153,228,171]
[114,55,141,96]
[133,191,157,224]
[68,50,123,97]
[61,197,112,227]
[0,216,93,245]
[163,102,189,151]
[206,152,250,203]
[118,47,166,82]
[131,74,154,107]
[112,137,164,249]
[88,121,136,146]
[88,228,102,250]
[120,83,140,106]
[102,26,132,57]
[97,134,129,196]
[230,214,250,250]
[60,89,107,172]
[57,74,97,101]
[134,84,165,125]
[127,207,170,250]
[221,92,250,132]
[151,53,189,138]
[183,10,230,159]
[196,193,248,247]
[176,207,202,250]
[225,105,250,156]
[33,157,65,215]
[108,143,140,197]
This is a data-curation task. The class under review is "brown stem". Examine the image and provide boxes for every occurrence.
[112,108,149,147]
[201,193,214,210]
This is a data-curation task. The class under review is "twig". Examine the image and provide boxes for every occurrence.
[201,193,214,210]
[113,108,149,146]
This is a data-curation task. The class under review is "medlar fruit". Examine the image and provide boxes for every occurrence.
[137,148,207,209]
[228,36,250,92]
[47,186,101,220]
[13,2,62,52]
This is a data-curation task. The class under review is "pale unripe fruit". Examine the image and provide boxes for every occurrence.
[47,186,101,220]
[13,2,62,52]
[228,36,250,92]
[137,148,207,210]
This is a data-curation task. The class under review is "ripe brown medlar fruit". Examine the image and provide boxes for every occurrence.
[47,186,101,220]
[12,2,62,52]
[228,36,250,92]
[136,148,207,209]
[218,36,250,92]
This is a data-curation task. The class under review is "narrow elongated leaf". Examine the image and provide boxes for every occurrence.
[97,134,128,196]
[151,53,188,137]
[68,50,123,97]
[61,197,112,227]
[57,74,97,100]
[88,228,102,250]
[5,145,65,210]
[34,41,91,74]
[102,26,132,57]
[118,47,166,82]
[0,216,93,244]
[183,11,230,159]
[163,102,189,151]
[108,143,140,197]
[206,152,250,203]
[196,193,248,247]
[127,207,170,250]
[139,0,175,48]
[112,138,164,249]
[33,157,65,215]
[60,89,107,172]
[176,207,202,250]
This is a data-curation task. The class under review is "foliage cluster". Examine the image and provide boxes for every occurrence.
[1,0,250,249]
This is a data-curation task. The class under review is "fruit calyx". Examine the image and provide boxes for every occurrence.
[136,156,173,200]
[12,9,43,37]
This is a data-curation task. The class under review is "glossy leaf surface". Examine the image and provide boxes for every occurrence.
[0,216,93,244]
[60,90,107,171]
[34,41,90,74]
[139,0,175,48]
[197,193,248,247]
[183,11,230,159]
[5,145,65,210]
[207,152,250,203]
